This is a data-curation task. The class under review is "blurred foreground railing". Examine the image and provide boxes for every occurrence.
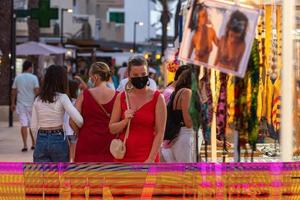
[1,162,300,199]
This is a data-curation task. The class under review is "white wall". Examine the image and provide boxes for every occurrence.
[63,14,97,39]
[124,0,156,43]
[51,0,72,9]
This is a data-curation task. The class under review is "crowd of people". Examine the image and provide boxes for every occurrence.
[11,55,206,163]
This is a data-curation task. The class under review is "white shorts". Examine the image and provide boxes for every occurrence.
[161,127,196,163]
[16,104,32,127]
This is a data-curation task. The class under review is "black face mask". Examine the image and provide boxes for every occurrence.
[130,76,149,89]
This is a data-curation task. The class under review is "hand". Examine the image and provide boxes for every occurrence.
[124,109,135,119]
[69,119,80,135]
[11,104,16,112]
[74,75,84,83]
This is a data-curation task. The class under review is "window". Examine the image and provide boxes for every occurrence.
[109,12,124,24]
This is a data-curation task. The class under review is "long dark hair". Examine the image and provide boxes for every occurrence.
[68,80,79,99]
[174,67,193,93]
[225,10,248,42]
[39,65,68,103]
[189,2,207,31]
[167,65,191,87]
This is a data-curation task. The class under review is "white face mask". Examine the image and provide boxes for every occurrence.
[87,78,95,88]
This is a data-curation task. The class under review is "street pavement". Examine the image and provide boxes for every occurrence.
[0,121,33,162]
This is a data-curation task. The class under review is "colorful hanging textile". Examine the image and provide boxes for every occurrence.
[200,68,213,143]
[216,73,228,141]
[247,40,260,150]
[189,67,200,131]
[234,40,260,156]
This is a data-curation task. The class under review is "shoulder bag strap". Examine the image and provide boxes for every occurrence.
[98,103,111,118]
[123,90,131,145]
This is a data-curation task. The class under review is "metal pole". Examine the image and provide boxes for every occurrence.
[9,0,16,127]
[60,9,64,45]
[133,22,136,53]
[281,0,295,162]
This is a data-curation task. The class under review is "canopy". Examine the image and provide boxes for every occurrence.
[16,41,67,56]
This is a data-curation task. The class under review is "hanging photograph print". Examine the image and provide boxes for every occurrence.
[179,0,260,77]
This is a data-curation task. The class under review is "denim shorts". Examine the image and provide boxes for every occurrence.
[33,129,69,162]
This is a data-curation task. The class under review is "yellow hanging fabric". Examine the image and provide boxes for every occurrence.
[261,5,272,122]
[227,76,235,125]
[271,77,281,132]
[271,5,282,131]
[276,6,282,70]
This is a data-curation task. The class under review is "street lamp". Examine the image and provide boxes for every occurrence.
[60,8,73,45]
[133,21,144,53]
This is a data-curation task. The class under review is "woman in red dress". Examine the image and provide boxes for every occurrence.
[72,62,117,162]
[109,55,167,162]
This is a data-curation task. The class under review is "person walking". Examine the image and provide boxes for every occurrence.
[73,62,118,162]
[162,68,198,162]
[64,80,79,162]
[11,60,39,152]
[162,65,190,104]
[109,55,167,162]
[31,65,83,162]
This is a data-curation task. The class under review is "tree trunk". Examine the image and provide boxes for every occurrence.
[174,0,181,41]
[28,0,41,79]
[0,0,12,105]
[160,0,170,57]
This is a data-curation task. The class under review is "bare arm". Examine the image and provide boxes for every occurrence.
[74,75,88,90]
[211,28,219,47]
[30,101,38,137]
[69,91,84,134]
[181,89,193,128]
[61,94,83,127]
[145,94,167,162]
[109,93,132,134]
[214,37,223,66]
[34,88,39,96]
[188,35,195,59]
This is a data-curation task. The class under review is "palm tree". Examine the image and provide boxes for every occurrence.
[174,0,182,42]
[159,0,171,56]
[28,0,41,78]
[152,0,174,56]
[0,0,12,105]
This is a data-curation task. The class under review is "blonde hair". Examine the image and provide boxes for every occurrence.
[89,62,111,82]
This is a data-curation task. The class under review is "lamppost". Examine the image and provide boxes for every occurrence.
[133,21,144,53]
[60,8,73,45]
[9,0,16,127]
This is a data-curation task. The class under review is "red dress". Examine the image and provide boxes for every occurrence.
[115,91,160,162]
[75,90,117,162]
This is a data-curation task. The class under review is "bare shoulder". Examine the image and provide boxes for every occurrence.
[181,88,192,98]
[157,93,165,102]
[147,88,156,96]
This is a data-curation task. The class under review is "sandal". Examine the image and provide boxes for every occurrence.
[21,147,28,152]
[31,146,35,150]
